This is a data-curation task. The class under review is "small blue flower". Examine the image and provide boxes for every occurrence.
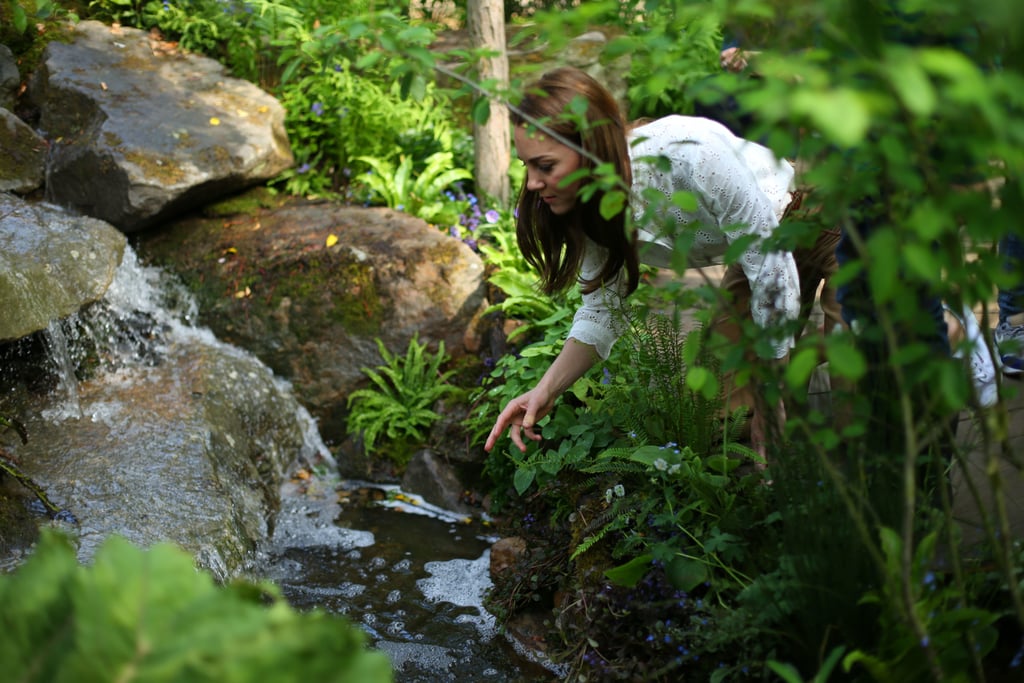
[485,209,500,223]
[311,101,324,116]
[296,163,310,174]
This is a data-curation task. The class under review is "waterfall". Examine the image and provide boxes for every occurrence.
[29,245,336,470]
[41,320,83,421]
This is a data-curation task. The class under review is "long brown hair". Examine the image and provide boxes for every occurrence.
[512,67,639,296]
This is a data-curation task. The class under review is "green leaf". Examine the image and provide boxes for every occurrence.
[866,230,900,305]
[513,465,536,495]
[670,190,698,212]
[824,338,867,381]
[13,6,28,33]
[599,190,626,220]
[903,242,940,281]
[604,553,653,587]
[685,365,711,392]
[472,97,492,125]
[785,347,821,390]
[665,555,708,592]
[792,88,871,147]
[885,49,937,117]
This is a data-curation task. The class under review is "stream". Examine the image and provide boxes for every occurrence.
[258,477,558,682]
[19,248,558,682]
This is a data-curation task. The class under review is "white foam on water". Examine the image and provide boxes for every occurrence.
[417,551,496,638]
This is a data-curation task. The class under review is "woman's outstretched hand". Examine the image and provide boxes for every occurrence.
[484,387,556,453]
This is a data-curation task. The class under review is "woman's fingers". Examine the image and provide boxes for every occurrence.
[485,396,529,452]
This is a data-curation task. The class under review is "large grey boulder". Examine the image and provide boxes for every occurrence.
[138,200,488,442]
[27,20,293,233]
[0,108,47,194]
[0,192,126,341]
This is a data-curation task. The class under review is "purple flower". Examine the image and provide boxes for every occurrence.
[449,225,460,238]
[297,163,310,174]
[311,101,324,116]
[485,209,500,223]
[464,238,478,251]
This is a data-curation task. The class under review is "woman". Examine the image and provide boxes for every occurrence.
[484,66,810,455]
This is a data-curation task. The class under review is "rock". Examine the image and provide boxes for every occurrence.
[0,108,47,194]
[137,200,488,443]
[0,192,126,341]
[27,20,293,233]
[0,292,321,579]
[489,536,527,578]
[401,449,472,513]
[0,45,18,110]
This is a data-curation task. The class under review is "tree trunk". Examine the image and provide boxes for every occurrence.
[467,0,510,206]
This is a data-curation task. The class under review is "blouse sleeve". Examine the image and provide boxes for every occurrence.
[695,143,801,358]
[566,239,631,360]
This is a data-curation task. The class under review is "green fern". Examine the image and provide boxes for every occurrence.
[346,334,460,463]
[355,152,472,223]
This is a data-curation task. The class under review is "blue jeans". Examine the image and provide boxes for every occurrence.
[998,234,1024,323]
[835,228,950,354]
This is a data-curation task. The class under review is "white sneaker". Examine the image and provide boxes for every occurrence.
[946,305,998,408]
[994,320,1024,376]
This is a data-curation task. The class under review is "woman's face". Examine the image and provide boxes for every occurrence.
[514,125,583,215]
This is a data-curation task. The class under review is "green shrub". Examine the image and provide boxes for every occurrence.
[0,529,392,682]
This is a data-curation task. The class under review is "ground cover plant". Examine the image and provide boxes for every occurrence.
[4,0,1024,681]
[0,529,392,682]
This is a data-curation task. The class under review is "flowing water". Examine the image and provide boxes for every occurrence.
[23,248,557,681]
[259,479,558,682]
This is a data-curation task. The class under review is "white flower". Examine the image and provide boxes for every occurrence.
[605,488,614,504]
[653,458,669,471]
[613,484,625,498]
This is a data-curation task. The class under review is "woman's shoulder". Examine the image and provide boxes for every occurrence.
[629,115,735,140]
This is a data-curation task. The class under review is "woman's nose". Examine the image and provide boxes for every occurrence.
[525,171,544,192]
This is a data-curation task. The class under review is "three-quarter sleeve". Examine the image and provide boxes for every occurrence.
[566,239,632,360]
[697,142,801,357]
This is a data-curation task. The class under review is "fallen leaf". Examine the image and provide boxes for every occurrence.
[209,117,221,126]
[326,233,338,247]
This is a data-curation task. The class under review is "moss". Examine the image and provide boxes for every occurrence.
[269,253,384,339]
[0,4,75,73]
[122,149,188,185]
[197,144,234,169]
[422,239,468,307]
[202,187,282,217]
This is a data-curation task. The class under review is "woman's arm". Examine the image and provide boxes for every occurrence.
[484,338,600,453]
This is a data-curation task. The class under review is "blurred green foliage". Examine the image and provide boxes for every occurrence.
[0,529,392,682]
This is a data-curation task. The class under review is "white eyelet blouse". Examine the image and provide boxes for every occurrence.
[569,115,801,360]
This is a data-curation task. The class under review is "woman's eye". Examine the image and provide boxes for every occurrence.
[538,164,553,173]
